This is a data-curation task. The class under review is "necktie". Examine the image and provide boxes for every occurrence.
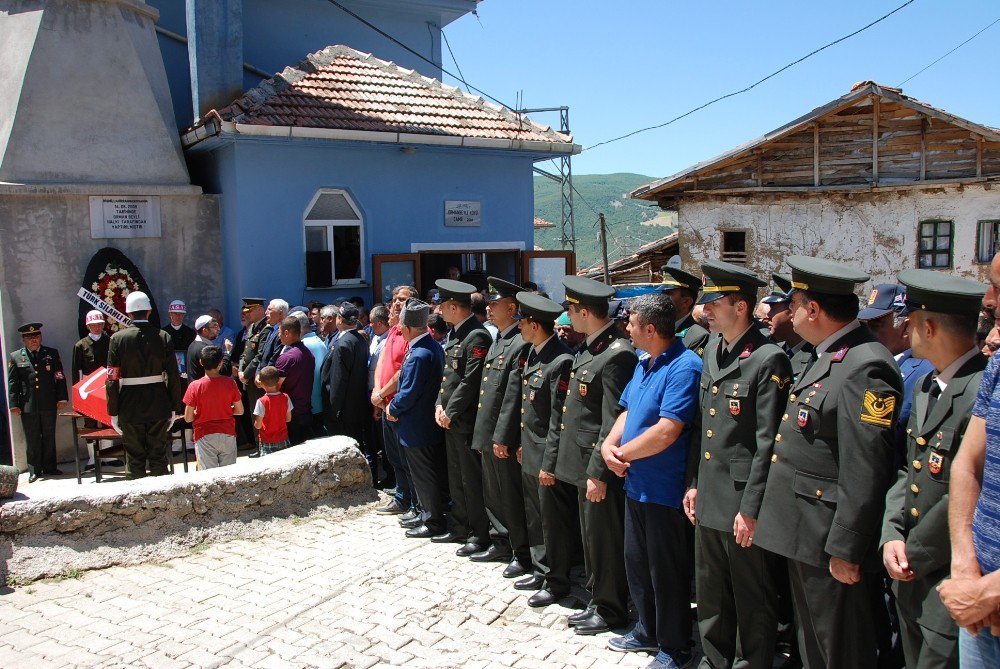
[801,349,819,377]
[927,377,942,413]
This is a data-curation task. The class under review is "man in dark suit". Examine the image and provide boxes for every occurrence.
[881,270,987,669]
[387,299,447,537]
[253,299,289,386]
[754,256,903,669]
[322,303,369,454]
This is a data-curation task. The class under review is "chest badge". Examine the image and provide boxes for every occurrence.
[729,399,741,416]
[451,360,459,370]
[579,383,588,397]
[529,390,536,401]
[928,451,944,475]
[797,408,809,428]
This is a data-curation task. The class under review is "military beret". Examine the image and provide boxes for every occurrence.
[487,277,523,302]
[435,279,476,303]
[516,292,563,323]
[786,256,869,296]
[898,269,986,316]
[562,275,615,307]
[696,260,766,305]
[241,297,265,312]
[660,266,703,293]
[18,323,42,336]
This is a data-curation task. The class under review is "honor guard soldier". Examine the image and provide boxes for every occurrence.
[163,299,195,376]
[73,310,113,471]
[754,256,903,669]
[7,323,68,482]
[513,292,579,602]
[435,279,494,554]
[661,265,711,356]
[880,270,987,669]
[469,278,533,575]
[107,291,183,478]
[682,261,792,669]
[553,276,638,634]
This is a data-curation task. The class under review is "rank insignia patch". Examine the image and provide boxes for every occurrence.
[579,383,588,397]
[928,451,944,475]
[797,408,809,427]
[739,343,753,359]
[729,399,741,416]
[860,390,896,428]
[557,378,569,393]
[832,345,849,362]
[770,374,791,389]
[471,346,488,359]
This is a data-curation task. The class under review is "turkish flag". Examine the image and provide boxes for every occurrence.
[73,367,112,426]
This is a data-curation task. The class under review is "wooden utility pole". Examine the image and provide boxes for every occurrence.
[598,213,610,285]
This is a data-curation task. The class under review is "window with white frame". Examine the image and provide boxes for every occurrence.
[304,189,364,288]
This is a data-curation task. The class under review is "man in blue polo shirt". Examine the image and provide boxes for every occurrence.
[601,292,702,669]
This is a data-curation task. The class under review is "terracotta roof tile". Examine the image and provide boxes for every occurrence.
[215,45,572,144]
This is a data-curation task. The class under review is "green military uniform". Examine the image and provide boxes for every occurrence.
[754,256,903,669]
[7,323,68,478]
[474,278,533,565]
[515,292,577,594]
[661,265,712,356]
[107,318,183,478]
[880,270,987,669]
[436,279,494,549]
[554,276,638,627]
[688,261,792,669]
[238,299,269,442]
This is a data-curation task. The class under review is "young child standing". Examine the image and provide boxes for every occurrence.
[182,345,243,469]
[254,365,293,454]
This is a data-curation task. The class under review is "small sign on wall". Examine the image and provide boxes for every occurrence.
[445,200,481,227]
[89,196,161,238]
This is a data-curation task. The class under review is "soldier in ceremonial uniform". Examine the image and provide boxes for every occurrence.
[661,265,711,355]
[7,323,68,481]
[435,279,493,554]
[754,256,903,669]
[107,291,183,478]
[880,270,986,669]
[682,261,792,669]
[163,300,195,377]
[468,278,533,576]
[73,310,114,471]
[512,292,578,600]
[553,276,638,634]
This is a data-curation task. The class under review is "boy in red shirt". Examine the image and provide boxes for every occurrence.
[182,345,243,469]
[253,366,293,454]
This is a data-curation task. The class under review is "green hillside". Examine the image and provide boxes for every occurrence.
[534,172,676,270]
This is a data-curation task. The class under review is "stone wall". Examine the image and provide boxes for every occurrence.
[0,438,374,582]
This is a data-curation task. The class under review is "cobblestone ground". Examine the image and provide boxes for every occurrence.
[0,501,657,669]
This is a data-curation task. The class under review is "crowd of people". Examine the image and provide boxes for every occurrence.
[6,252,1000,669]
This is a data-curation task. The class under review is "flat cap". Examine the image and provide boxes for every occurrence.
[487,277,523,302]
[660,266,703,293]
[898,269,986,316]
[562,275,615,307]
[435,279,476,303]
[401,298,430,329]
[786,256,869,296]
[517,292,564,323]
[697,260,766,305]
[18,322,42,336]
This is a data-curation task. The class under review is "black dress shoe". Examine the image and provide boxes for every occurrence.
[430,531,463,544]
[513,574,544,591]
[456,542,483,557]
[502,558,529,578]
[399,517,422,529]
[248,451,262,458]
[399,509,419,522]
[573,611,623,635]
[527,588,568,608]
[28,473,38,483]
[376,500,406,515]
[469,545,512,563]
[568,606,597,625]
[405,525,440,539]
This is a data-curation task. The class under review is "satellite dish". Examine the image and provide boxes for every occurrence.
[666,255,682,269]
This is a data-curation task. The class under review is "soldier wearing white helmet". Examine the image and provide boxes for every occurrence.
[73,310,116,471]
[106,291,182,478]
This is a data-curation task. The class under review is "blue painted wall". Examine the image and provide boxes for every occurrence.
[189,138,536,318]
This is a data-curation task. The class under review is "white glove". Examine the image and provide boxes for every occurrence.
[111,416,122,435]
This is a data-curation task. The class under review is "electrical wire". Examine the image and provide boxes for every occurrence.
[584,0,918,153]
[440,28,468,93]
[898,17,1000,86]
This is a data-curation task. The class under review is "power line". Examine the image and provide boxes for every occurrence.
[323,0,514,110]
[584,0,918,153]
[898,16,1000,86]
[440,28,468,94]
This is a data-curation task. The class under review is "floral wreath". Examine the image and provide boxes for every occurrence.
[91,262,141,333]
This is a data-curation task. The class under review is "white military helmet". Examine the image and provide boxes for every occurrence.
[125,291,152,313]
[85,310,105,325]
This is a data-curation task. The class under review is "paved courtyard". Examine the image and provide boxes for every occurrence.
[0,500,655,669]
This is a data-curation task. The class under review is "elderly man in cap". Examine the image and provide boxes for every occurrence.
[187,315,233,381]
[322,303,369,463]
[434,278,494,552]
[877,270,987,669]
[73,310,114,471]
[386,299,447,538]
[163,299,195,376]
[8,322,69,482]
[463,278,533,576]
[661,265,711,356]
[552,276,638,633]
[107,292,183,478]
[754,256,903,669]
[252,299,290,385]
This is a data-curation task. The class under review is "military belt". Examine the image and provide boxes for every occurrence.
[119,374,166,386]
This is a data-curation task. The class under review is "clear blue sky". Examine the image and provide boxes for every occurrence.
[441,0,999,180]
